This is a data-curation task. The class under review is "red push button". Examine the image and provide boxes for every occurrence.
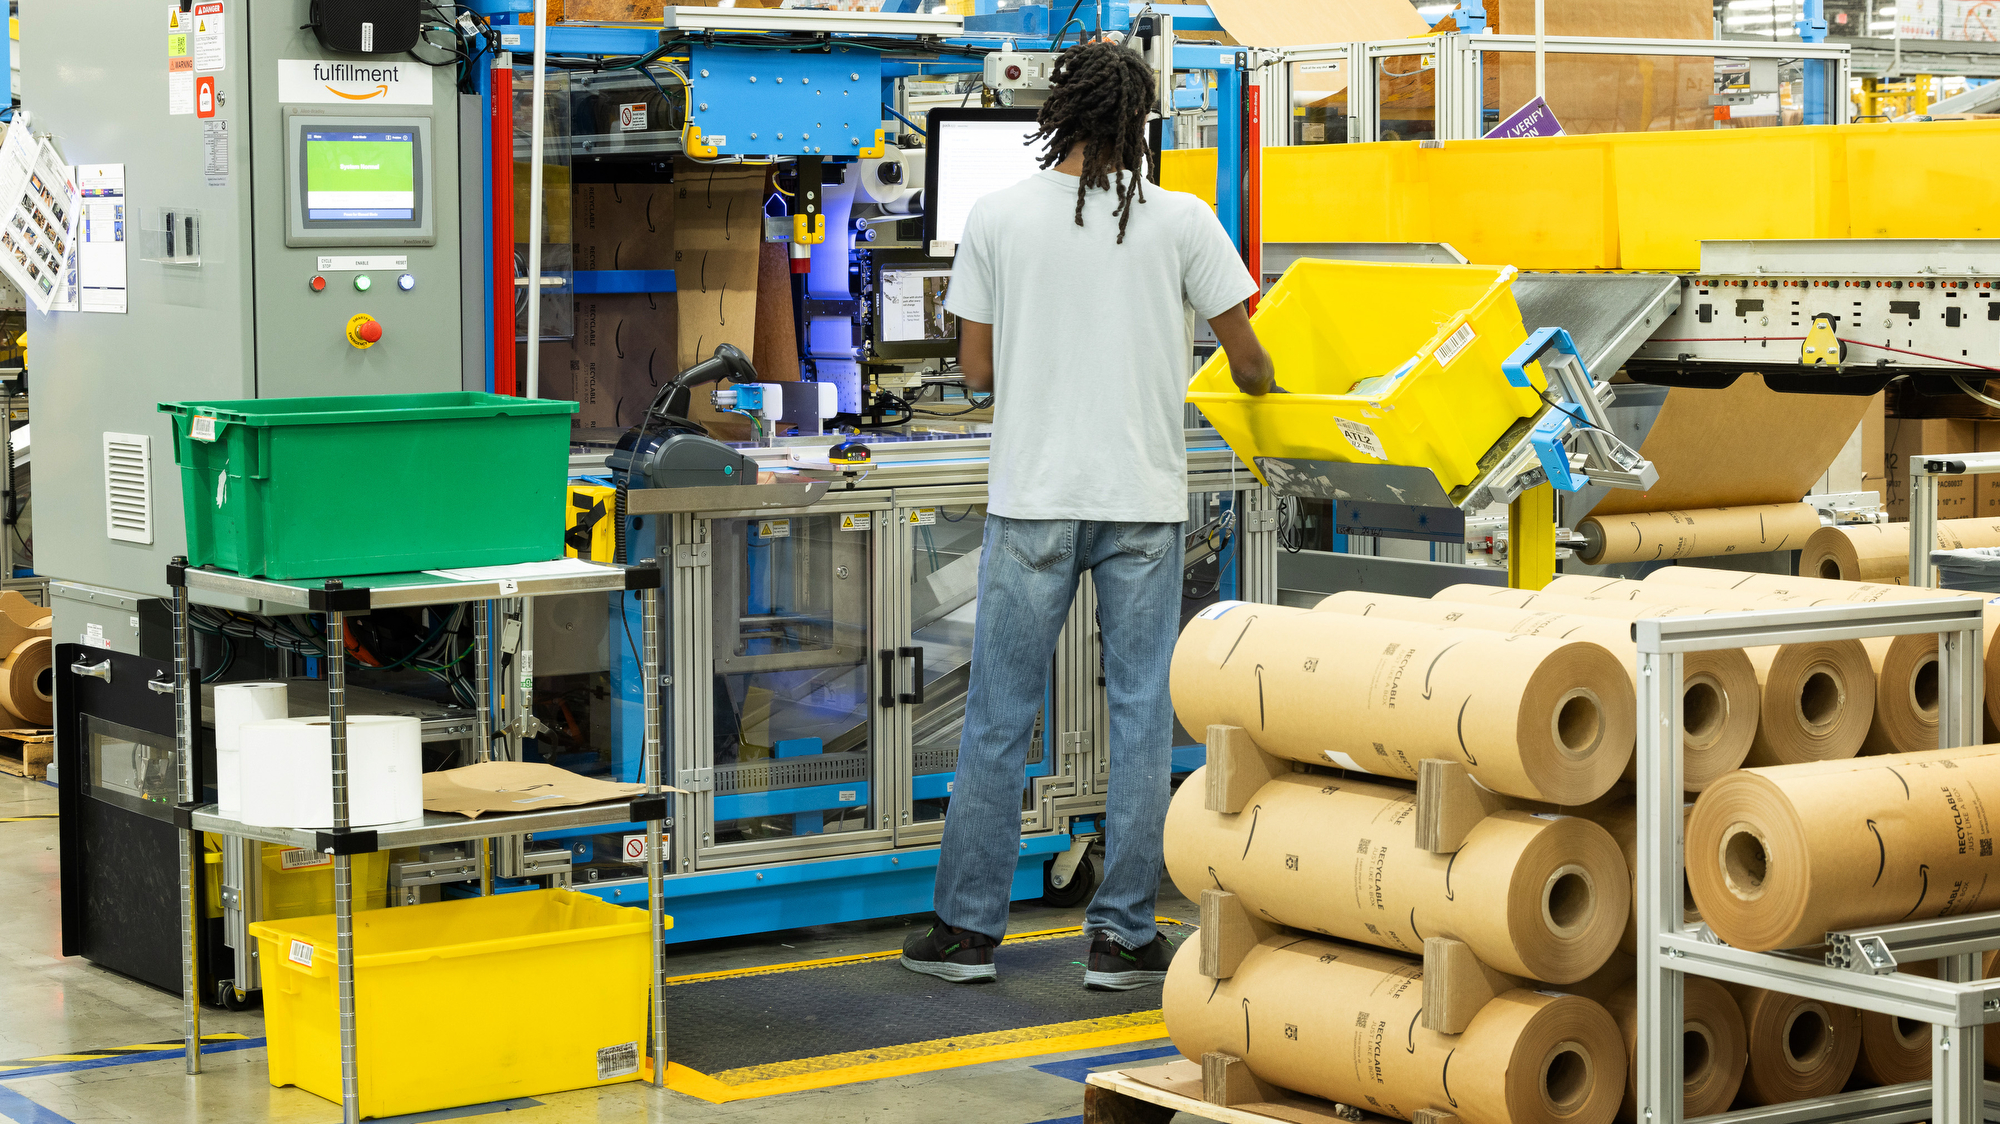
[309,275,327,292]
[346,314,384,349]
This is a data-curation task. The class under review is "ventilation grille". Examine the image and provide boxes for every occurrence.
[103,432,153,544]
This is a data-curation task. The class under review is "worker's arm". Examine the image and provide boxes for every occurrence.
[1207,303,1276,396]
[960,318,995,394]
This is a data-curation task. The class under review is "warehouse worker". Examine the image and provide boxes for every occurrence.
[901,40,1275,990]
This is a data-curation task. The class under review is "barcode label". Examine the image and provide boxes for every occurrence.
[1335,417,1387,461]
[190,415,218,442]
[597,1041,640,1080]
[279,847,330,870]
[1434,322,1476,367]
[289,939,314,967]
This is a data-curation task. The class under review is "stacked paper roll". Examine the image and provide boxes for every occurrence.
[238,715,423,829]
[0,635,52,726]
[1686,745,2000,951]
[213,682,288,821]
[1727,985,1861,1105]
[1586,803,1700,955]
[1165,769,1628,983]
[1164,930,1627,1124]
[1853,980,1932,1086]
[1801,519,2000,584]
[1317,591,1757,790]
[1171,602,1634,804]
[1539,576,1877,767]
[1645,565,2000,741]
[1569,966,1745,1124]
[1577,503,1823,567]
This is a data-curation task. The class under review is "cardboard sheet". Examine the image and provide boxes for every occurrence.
[675,162,769,439]
[1164,769,1628,983]
[1486,0,1714,136]
[1165,931,1627,1124]
[1590,381,1874,517]
[422,760,666,818]
[1207,0,1427,46]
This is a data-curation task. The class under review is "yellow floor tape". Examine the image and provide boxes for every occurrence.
[654,919,1185,1103]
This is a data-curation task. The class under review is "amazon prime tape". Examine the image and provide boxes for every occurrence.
[1645,565,2000,741]
[1726,985,1861,1105]
[1165,769,1628,983]
[1319,591,1755,790]
[1687,746,2000,951]
[1589,803,1698,956]
[1171,602,1634,804]
[1164,931,1626,1124]
[1541,576,1876,767]
[1577,504,1823,567]
[1586,975,1745,1123]
[1800,519,2000,584]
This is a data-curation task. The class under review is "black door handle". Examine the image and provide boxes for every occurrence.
[898,646,924,705]
[878,649,896,709]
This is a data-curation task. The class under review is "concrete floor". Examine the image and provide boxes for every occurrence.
[0,773,1212,1124]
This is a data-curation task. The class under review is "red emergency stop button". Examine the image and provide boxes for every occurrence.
[309,275,327,293]
[1005,64,1022,80]
[345,314,383,349]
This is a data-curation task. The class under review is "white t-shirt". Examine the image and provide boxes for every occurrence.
[944,170,1258,523]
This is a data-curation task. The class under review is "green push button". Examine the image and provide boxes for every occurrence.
[354,275,372,292]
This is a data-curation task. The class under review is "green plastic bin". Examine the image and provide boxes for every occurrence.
[159,393,578,580]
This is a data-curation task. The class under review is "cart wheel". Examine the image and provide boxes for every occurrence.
[217,983,256,1011]
[1041,853,1097,908]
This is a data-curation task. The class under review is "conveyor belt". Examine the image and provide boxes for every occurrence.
[663,922,1183,1102]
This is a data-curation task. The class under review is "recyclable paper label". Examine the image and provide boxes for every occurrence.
[1434,322,1476,367]
[1195,600,1248,620]
[597,1042,640,1080]
[289,939,314,967]
[908,508,937,526]
[279,847,330,870]
[840,513,871,531]
[190,415,218,441]
[1335,417,1387,461]
[757,518,791,538]
[1324,749,1364,771]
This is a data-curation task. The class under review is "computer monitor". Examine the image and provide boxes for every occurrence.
[920,108,1043,257]
[870,251,960,361]
[284,112,436,247]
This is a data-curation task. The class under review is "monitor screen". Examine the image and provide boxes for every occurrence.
[878,265,958,343]
[303,129,417,221]
[925,111,1044,249]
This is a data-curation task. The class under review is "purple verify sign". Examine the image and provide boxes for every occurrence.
[1485,96,1565,139]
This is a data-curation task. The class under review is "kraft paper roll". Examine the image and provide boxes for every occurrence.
[1578,503,1823,567]
[1590,803,1699,956]
[1687,745,2000,951]
[1591,976,1746,1123]
[1644,565,2000,738]
[1542,577,1876,767]
[0,635,51,726]
[1320,591,1756,790]
[1166,769,1628,983]
[1800,519,2000,584]
[238,715,423,829]
[1171,602,1634,804]
[1164,931,1626,1124]
[1853,966,1933,1086]
[213,682,288,822]
[1726,985,1860,1106]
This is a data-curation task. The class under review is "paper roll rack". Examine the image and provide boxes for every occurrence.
[163,557,672,1124]
[1633,597,1997,1124]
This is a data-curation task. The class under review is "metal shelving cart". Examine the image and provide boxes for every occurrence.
[1632,597,1997,1124]
[166,556,671,1124]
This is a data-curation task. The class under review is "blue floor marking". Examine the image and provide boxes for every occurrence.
[372,1097,544,1122]
[0,1083,75,1124]
[1032,1044,1179,1084]
[0,1037,266,1083]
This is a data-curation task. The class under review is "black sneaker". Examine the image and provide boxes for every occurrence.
[1084,931,1175,990]
[900,919,999,984]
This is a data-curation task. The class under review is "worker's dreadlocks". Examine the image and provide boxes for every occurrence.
[1029,41,1155,244]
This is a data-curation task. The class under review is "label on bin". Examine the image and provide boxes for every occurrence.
[597,1041,640,1080]
[289,939,314,967]
[1334,418,1387,461]
[190,415,219,442]
[279,847,330,871]
[1433,322,1476,368]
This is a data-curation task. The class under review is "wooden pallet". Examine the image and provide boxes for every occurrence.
[0,728,52,780]
[1084,1060,1441,1124]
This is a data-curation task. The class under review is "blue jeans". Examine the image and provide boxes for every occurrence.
[933,515,1185,949]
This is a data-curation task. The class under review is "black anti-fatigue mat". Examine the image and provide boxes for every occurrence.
[662,923,1181,1102]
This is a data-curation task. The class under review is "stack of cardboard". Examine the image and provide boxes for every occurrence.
[1485,0,1715,135]
[1881,396,2000,520]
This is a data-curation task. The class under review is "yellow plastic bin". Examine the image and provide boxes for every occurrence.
[250,888,654,1118]
[202,836,391,920]
[1187,259,1543,491]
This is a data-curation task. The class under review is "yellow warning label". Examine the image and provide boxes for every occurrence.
[168,7,182,29]
[839,513,871,532]
[757,518,792,539]
[907,508,936,527]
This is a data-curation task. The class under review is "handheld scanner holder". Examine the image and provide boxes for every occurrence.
[1500,327,1657,497]
[673,343,759,395]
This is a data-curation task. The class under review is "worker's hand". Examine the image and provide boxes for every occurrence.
[1208,302,1277,396]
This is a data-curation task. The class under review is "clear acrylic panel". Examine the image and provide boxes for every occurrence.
[1291,60,1351,144]
[1376,52,1438,141]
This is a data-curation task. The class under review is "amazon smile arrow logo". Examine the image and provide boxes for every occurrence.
[327,84,389,100]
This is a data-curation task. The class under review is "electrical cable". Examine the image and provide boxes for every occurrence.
[882,104,928,137]
[1650,334,2000,373]
[1051,0,1089,49]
